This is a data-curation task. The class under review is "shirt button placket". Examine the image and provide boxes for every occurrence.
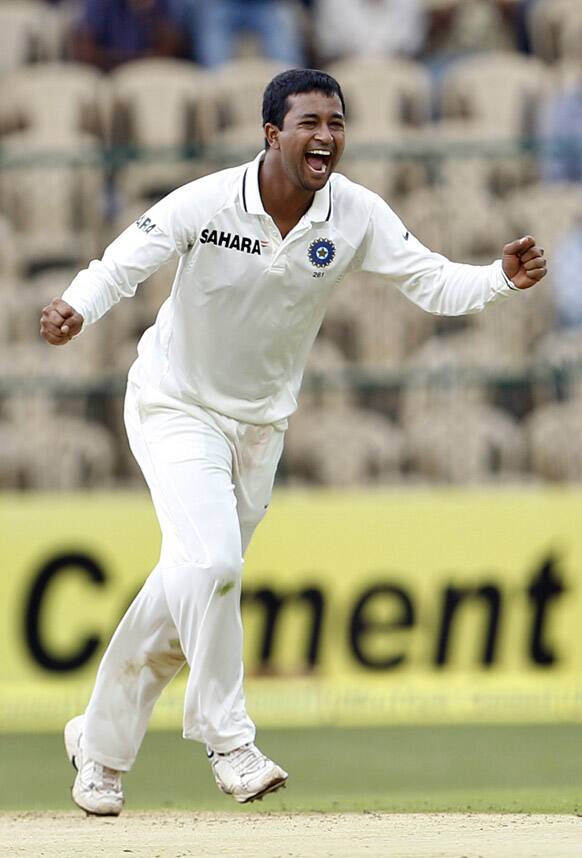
[268,221,285,273]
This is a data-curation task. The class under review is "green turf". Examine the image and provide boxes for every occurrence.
[3,725,582,813]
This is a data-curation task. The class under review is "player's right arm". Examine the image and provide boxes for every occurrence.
[40,185,197,346]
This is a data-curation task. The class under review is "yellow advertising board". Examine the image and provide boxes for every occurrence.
[1,489,582,731]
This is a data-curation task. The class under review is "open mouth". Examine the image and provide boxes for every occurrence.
[304,149,332,176]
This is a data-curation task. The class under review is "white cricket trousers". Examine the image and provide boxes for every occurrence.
[82,376,285,771]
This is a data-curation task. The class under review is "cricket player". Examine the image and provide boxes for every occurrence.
[40,68,547,815]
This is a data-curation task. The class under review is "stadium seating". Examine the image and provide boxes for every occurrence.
[0,214,21,281]
[2,397,117,489]
[328,58,433,197]
[527,0,582,63]
[323,273,434,368]
[0,1,58,74]
[328,57,432,132]
[109,58,219,200]
[439,52,549,142]
[212,58,287,134]
[527,400,582,481]
[533,329,582,404]
[405,400,526,483]
[506,183,582,253]
[1,3,581,488]
[0,62,106,141]
[0,418,25,487]
[473,282,556,372]
[400,328,528,483]
[400,183,510,261]
[558,15,582,67]
[0,131,104,272]
[286,402,405,486]
[400,330,502,429]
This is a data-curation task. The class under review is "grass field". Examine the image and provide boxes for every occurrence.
[3,724,582,814]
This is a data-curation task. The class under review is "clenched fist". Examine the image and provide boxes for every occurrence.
[40,298,84,346]
[502,236,547,290]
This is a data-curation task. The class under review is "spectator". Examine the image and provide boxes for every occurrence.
[74,0,183,72]
[313,0,426,65]
[514,0,542,53]
[538,75,582,183]
[193,0,305,68]
[551,220,582,329]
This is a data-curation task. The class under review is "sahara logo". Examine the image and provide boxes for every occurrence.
[200,229,262,255]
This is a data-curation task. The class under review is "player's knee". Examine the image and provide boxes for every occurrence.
[163,547,243,602]
[205,545,243,590]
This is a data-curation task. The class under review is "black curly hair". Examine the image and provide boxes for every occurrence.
[262,68,345,147]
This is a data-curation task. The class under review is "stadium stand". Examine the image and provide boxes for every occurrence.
[438,51,549,153]
[0,62,106,141]
[329,57,432,131]
[527,0,582,63]
[208,58,289,162]
[313,0,426,65]
[0,132,103,272]
[2,0,582,487]
[406,400,526,483]
[533,329,582,403]
[527,400,582,481]
[109,58,219,199]
[321,273,434,369]
[327,57,433,195]
[1,396,117,489]
[0,215,21,281]
[505,183,582,252]
[0,0,60,74]
[473,281,556,371]
[286,400,406,486]
[213,57,287,133]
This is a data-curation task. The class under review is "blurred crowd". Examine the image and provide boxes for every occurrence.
[21,0,574,71]
[0,0,582,490]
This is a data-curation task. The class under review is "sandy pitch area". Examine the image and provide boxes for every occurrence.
[1,812,581,858]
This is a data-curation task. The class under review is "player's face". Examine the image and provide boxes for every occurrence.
[272,91,346,192]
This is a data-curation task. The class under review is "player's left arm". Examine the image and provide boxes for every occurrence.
[356,195,548,316]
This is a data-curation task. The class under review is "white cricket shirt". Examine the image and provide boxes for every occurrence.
[63,151,516,425]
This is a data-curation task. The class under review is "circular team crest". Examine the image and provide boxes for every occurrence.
[308,237,336,269]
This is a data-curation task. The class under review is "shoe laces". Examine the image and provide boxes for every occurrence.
[81,759,122,794]
[221,743,267,776]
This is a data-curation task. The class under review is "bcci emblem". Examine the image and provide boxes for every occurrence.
[308,237,336,269]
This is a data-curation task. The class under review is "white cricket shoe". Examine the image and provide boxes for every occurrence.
[207,742,288,803]
[64,715,124,816]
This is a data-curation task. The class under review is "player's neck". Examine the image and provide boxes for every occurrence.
[258,157,314,239]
